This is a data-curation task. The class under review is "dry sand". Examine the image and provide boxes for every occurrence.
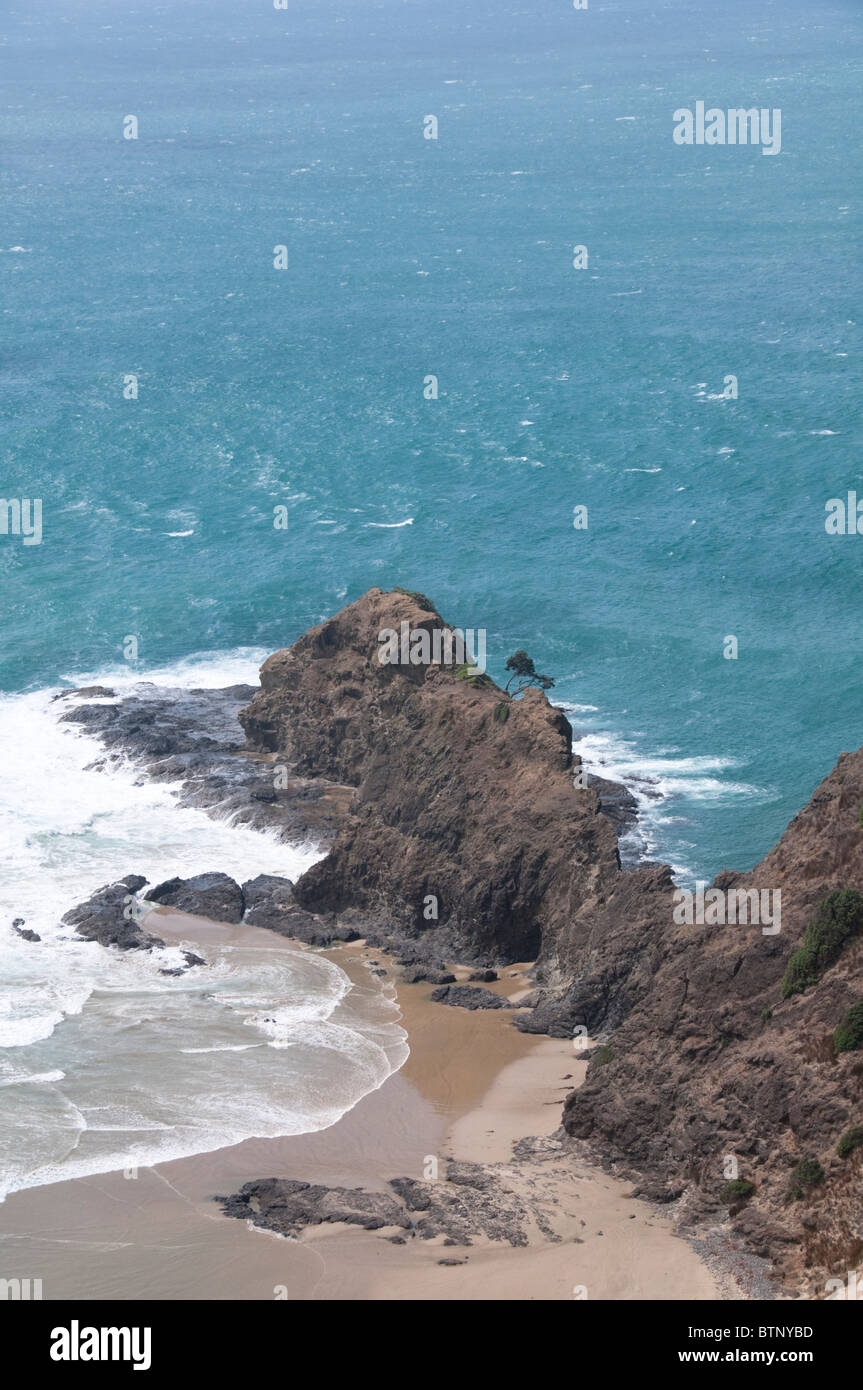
[0,914,725,1300]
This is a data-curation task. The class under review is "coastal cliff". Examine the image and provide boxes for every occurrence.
[238,587,863,1295]
[56,586,863,1296]
[564,751,863,1296]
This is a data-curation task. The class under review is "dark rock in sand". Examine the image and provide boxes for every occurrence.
[400,965,456,985]
[429,984,512,1010]
[388,1175,528,1246]
[468,968,499,983]
[224,1169,530,1248]
[221,1179,411,1237]
[145,872,245,924]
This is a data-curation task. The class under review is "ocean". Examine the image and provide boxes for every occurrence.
[1,0,861,1194]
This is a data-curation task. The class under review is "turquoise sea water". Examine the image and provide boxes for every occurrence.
[2,0,862,880]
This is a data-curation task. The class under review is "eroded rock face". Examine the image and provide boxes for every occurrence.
[240,587,626,966]
[563,749,863,1295]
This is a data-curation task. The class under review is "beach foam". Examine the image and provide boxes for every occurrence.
[0,651,407,1201]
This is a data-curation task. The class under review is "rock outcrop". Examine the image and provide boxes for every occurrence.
[62,875,165,951]
[56,587,863,1294]
[239,587,628,966]
[63,871,361,951]
[563,750,863,1296]
[145,872,246,923]
[59,682,351,847]
[236,587,863,1294]
[222,1162,531,1247]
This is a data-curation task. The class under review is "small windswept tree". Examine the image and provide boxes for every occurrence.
[504,649,555,696]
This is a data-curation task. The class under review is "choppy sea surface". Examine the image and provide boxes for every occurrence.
[1,0,861,1191]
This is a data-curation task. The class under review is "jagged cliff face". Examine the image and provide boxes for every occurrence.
[240,588,862,1292]
[240,587,624,963]
[565,751,863,1295]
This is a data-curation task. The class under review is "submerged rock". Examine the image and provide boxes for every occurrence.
[13,926,41,943]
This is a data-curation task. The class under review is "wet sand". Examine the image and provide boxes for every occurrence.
[0,913,724,1300]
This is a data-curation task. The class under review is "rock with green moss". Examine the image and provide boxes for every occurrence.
[392,587,437,613]
[787,1158,824,1201]
[837,1126,863,1159]
[833,1123,861,1156]
[834,1000,863,1054]
[720,1178,754,1203]
[781,888,863,998]
[454,663,495,690]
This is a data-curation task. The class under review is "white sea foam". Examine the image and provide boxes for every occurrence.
[0,650,408,1201]
[557,703,763,879]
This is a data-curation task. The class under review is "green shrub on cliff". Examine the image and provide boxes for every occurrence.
[392,587,436,612]
[787,1158,824,1201]
[837,1126,863,1159]
[493,702,510,723]
[781,889,863,998]
[454,663,495,690]
[720,1179,754,1203]
[593,1045,614,1066]
[834,1001,863,1054]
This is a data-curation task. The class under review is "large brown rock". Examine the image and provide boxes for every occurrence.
[240,587,624,963]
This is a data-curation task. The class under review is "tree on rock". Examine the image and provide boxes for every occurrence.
[504,650,555,696]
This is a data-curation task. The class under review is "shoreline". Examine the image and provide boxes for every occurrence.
[0,910,734,1301]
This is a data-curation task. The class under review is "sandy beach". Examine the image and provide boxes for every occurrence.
[0,911,725,1301]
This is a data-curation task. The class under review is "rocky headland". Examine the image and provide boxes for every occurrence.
[49,587,863,1298]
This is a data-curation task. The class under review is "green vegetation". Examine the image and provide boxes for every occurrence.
[837,1126,863,1159]
[781,889,863,999]
[492,702,510,723]
[720,1179,754,1203]
[392,587,436,612]
[454,664,495,690]
[761,1007,773,1023]
[593,1045,614,1066]
[503,650,555,696]
[787,1158,824,1201]
[834,1000,863,1054]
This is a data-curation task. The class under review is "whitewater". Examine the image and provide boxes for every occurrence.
[0,649,408,1202]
